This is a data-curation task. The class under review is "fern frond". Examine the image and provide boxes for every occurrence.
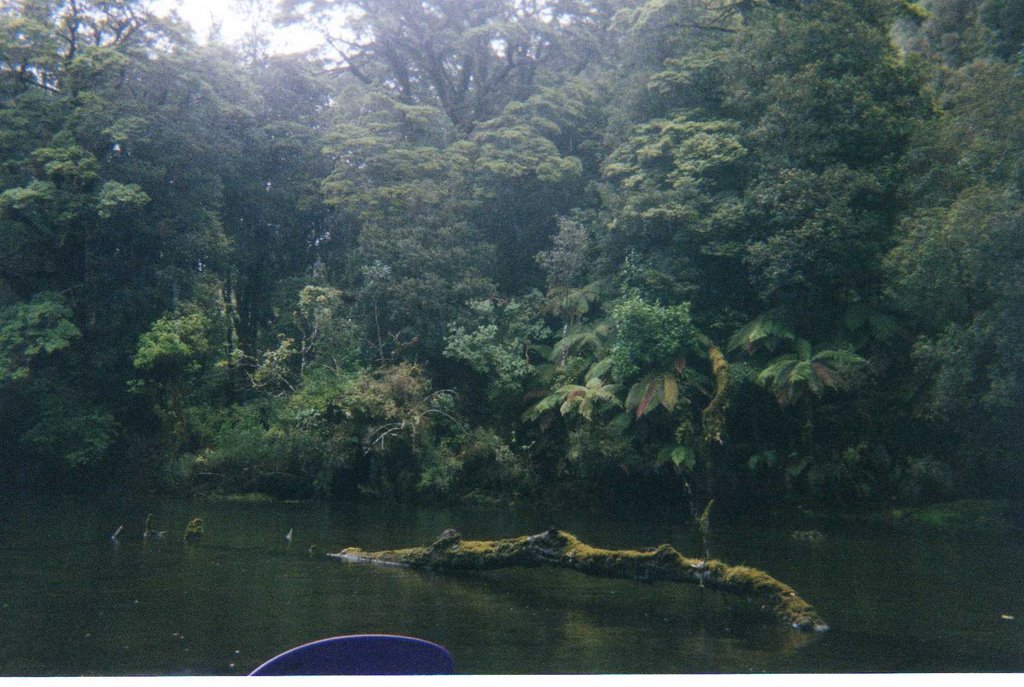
[522,389,566,421]
[551,320,611,361]
[662,374,679,411]
[727,310,795,354]
[585,356,614,382]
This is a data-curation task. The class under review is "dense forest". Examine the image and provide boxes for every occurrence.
[1,0,1021,516]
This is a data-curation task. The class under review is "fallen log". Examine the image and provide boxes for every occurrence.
[328,528,828,632]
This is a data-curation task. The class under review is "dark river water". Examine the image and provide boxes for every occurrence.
[0,493,1021,675]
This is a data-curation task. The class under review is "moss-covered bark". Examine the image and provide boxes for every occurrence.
[701,342,730,444]
[329,529,828,631]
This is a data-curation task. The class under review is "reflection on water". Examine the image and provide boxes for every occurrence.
[0,493,1020,674]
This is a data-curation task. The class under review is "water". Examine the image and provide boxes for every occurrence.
[0,493,1021,674]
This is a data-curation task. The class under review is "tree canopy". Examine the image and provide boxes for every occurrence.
[1,0,1020,513]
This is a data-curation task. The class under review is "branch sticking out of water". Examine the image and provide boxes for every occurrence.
[184,518,204,542]
[329,529,828,632]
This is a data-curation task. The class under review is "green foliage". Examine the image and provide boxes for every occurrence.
[609,295,697,381]
[0,293,80,382]
[281,0,600,131]
[466,86,594,290]
[563,422,640,483]
[198,406,281,474]
[95,181,149,219]
[444,296,550,405]
[188,403,325,498]
[472,114,582,188]
[756,342,866,407]
[419,427,534,502]
[238,285,363,396]
[551,322,612,368]
[524,375,623,423]
[133,312,211,377]
[0,0,1020,511]
[21,397,118,467]
[445,319,532,393]
[536,218,599,293]
[979,0,1024,60]
[919,0,1024,64]
[625,371,680,418]
[29,139,100,188]
[314,364,468,490]
[670,445,697,471]
[246,337,300,395]
[604,118,746,198]
[320,95,468,224]
[887,62,1024,449]
[184,518,204,542]
[727,310,795,355]
[294,285,361,367]
[895,455,954,505]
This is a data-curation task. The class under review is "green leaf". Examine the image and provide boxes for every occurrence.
[608,411,633,434]
[635,377,660,417]
[522,391,563,421]
[671,445,696,471]
[787,457,810,477]
[0,293,81,382]
[586,357,613,382]
[96,181,150,219]
[133,312,210,376]
[661,374,679,411]
[727,311,795,354]
[698,499,714,537]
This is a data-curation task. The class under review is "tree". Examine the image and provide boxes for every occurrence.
[915,0,1024,65]
[524,290,731,489]
[444,295,550,418]
[729,311,866,458]
[466,85,592,291]
[132,311,213,451]
[889,187,1024,429]
[756,341,865,409]
[282,0,610,131]
[605,0,929,338]
[0,0,185,93]
[216,53,335,356]
[882,56,1024,489]
[0,292,80,383]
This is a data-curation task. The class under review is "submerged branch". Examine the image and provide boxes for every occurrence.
[329,529,828,632]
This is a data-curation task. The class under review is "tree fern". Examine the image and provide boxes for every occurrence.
[626,371,681,418]
[551,320,612,363]
[727,310,795,354]
[585,356,614,383]
[523,376,621,423]
[757,342,865,406]
[543,281,601,326]
[559,377,623,420]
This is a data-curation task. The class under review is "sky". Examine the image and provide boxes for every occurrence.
[152,0,324,54]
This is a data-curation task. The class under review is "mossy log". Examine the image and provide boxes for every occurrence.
[329,529,828,632]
